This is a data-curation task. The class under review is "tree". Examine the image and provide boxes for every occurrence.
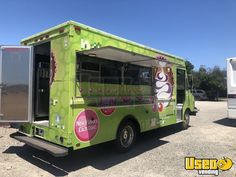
[208,66,227,98]
[185,60,194,74]
[192,65,208,89]
[184,60,227,99]
[195,66,227,100]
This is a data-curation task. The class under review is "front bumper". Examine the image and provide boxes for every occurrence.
[190,107,199,116]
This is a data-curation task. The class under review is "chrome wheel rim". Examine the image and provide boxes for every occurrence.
[120,125,134,148]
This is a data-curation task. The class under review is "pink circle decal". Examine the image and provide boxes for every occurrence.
[101,108,115,116]
[74,110,99,142]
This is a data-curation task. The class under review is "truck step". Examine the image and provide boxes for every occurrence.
[10,132,68,157]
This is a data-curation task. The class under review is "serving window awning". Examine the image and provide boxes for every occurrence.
[78,46,173,67]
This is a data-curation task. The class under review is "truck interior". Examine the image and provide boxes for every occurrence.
[176,68,186,121]
[33,42,50,126]
[177,68,186,104]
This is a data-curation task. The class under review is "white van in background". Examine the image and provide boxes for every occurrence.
[227,57,236,119]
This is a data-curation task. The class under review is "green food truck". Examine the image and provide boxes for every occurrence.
[0,21,196,157]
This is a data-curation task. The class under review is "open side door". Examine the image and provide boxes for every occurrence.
[0,46,33,122]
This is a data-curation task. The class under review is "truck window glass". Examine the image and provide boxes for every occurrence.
[124,64,152,85]
[77,54,122,84]
[101,60,121,84]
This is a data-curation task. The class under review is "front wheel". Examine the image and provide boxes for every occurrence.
[182,110,190,130]
[115,121,137,152]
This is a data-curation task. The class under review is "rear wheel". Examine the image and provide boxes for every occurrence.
[182,110,190,130]
[115,121,137,152]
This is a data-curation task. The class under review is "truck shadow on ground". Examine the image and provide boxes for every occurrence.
[4,124,183,176]
[214,117,236,127]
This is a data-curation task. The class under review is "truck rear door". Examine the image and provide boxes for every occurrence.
[0,46,33,122]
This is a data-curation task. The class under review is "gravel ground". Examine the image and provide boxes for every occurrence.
[1,101,236,177]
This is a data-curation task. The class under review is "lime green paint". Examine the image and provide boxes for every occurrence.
[20,21,195,151]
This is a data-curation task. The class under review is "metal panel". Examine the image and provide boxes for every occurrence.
[228,98,236,108]
[79,46,182,67]
[228,109,236,119]
[0,46,33,122]
[227,58,236,95]
[176,103,183,121]
[10,132,68,157]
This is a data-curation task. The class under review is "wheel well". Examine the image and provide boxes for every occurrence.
[185,108,191,114]
[183,108,191,119]
[117,115,141,136]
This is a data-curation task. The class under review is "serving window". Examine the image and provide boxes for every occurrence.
[76,53,152,86]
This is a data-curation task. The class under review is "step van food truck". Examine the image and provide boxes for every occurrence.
[227,57,236,118]
[0,21,196,156]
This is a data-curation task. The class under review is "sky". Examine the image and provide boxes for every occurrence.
[0,0,236,70]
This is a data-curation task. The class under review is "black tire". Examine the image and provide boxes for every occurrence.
[115,121,137,152]
[182,110,190,130]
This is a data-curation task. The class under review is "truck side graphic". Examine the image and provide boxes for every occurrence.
[0,21,196,156]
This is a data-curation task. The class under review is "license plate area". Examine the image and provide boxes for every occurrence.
[34,127,45,137]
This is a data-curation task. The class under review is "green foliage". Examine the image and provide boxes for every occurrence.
[185,60,194,74]
[191,64,227,99]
